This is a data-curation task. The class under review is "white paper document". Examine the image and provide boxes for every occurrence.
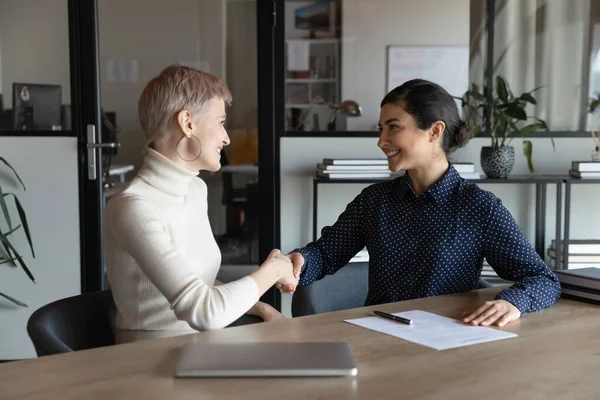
[345,310,517,350]
[287,41,310,71]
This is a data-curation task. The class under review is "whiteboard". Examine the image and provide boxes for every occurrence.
[386,45,469,100]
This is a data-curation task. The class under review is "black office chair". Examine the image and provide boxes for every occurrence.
[291,262,495,317]
[27,290,116,357]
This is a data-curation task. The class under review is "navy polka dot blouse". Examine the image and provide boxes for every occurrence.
[296,165,561,314]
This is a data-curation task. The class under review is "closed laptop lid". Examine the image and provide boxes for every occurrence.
[173,342,358,378]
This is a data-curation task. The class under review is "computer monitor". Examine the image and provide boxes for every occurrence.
[12,83,62,131]
[294,1,331,38]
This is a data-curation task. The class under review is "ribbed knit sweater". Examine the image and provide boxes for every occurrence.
[103,148,259,343]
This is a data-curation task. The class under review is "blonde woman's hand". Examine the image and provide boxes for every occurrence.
[276,252,304,293]
[266,249,297,287]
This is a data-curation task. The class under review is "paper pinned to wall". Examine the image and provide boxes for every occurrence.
[345,310,517,350]
[386,46,469,107]
[287,41,310,71]
[106,60,138,83]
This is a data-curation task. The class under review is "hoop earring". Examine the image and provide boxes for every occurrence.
[176,135,202,162]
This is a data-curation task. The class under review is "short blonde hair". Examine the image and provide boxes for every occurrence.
[138,65,232,146]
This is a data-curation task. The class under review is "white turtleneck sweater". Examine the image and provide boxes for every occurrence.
[103,148,259,343]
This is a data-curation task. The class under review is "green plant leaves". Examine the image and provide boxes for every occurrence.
[0,157,26,191]
[523,140,534,173]
[504,104,527,120]
[496,76,509,103]
[520,93,537,104]
[4,193,35,258]
[0,157,35,308]
[0,231,34,283]
[0,291,27,307]
[457,76,552,173]
[0,184,11,231]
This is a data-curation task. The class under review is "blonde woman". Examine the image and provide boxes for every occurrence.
[104,65,296,344]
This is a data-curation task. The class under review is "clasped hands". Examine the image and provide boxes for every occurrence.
[266,250,304,293]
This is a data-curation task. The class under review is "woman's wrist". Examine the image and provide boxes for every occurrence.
[263,257,284,280]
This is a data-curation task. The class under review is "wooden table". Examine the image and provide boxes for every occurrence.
[1,288,599,399]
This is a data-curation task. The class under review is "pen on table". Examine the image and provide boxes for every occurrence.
[373,310,413,325]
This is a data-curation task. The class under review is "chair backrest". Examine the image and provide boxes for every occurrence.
[27,290,116,357]
[291,262,494,317]
[292,262,369,317]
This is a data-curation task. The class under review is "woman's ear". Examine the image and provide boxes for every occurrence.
[429,121,446,143]
[176,110,194,137]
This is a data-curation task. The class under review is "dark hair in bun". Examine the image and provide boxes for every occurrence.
[381,79,470,155]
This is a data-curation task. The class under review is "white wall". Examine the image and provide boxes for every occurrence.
[341,0,470,130]
[0,137,81,360]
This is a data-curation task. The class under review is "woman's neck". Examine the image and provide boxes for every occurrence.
[407,158,450,196]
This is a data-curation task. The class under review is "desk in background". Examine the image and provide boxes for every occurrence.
[108,164,134,183]
[1,288,598,399]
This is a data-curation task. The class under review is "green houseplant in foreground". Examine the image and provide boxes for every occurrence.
[459,76,552,177]
[0,157,35,307]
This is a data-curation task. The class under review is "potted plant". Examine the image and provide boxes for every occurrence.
[459,76,551,178]
[0,157,35,307]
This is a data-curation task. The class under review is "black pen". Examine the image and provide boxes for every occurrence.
[373,310,413,325]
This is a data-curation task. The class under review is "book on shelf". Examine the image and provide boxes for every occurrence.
[569,169,600,179]
[481,260,512,286]
[322,158,388,166]
[451,162,475,173]
[317,172,391,179]
[550,239,600,254]
[317,158,392,179]
[317,163,389,172]
[549,259,600,269]
[547,239,600,266]
[555,267,600,304]
[459,172,483,180]
[554,267,600,291]
[548,251,600,263]
[571,161,600,172]
[450,162,482,179]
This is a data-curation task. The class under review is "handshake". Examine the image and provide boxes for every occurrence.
[265,249,305,294]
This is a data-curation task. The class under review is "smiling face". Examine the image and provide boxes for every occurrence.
[176,97,230,172]
[377,103,439,172]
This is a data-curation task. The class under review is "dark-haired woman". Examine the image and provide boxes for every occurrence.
[280,79,560,327]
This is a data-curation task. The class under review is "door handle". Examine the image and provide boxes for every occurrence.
[87,124,120,180]
[87,142,119,149]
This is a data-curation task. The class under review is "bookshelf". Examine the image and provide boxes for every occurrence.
[285,38,340,131]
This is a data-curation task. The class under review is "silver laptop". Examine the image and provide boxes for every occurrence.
[173,342,358,378]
